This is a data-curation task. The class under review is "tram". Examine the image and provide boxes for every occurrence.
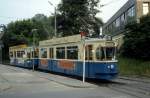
[9,44,39,68]
[9,34,118,80]
[38,35,118,80]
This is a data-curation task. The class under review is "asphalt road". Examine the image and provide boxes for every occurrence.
[0,64,142,98]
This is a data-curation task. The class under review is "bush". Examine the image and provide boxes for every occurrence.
[121,15,150,60]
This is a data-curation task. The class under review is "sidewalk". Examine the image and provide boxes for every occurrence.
[32,71,97,88]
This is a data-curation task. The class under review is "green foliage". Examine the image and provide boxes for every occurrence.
[2,14,54,47]
[121,15,150,60]
[118,57,150,76]
[57,0,103,37]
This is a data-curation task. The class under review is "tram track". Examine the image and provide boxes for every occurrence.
[106,77,150,98]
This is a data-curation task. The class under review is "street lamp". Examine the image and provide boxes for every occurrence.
[32,29,37,71]
[48,1,57,37]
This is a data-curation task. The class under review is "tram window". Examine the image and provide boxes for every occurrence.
[41,48,47,58]
[67,46,78,59]
[49,48,54,59]
[17,51,25,58]
[9,52,13,58]
[27,52,31,58]
[96,47,105,60]
[85,45,93,60]
[56,47,65,59]
[14,51,16,58]
[106,47,115,59]
[34,48,39,58]
[17,51,20,58]
[31,50,39,58]
[96,47,115,60]
[21,51,25,58]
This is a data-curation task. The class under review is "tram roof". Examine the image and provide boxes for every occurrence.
[9,44,27,50]
[39,34,115,47]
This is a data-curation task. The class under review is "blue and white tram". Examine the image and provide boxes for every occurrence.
[9,44,39,68]
[38,35,118,80]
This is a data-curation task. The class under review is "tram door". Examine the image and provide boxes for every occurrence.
[49,48,54,70]
[85,45,93,60]
[85,45,93,76]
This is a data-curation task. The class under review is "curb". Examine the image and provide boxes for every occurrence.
[39,76,97,88]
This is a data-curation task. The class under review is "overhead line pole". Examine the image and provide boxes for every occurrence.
[48,1,57,37]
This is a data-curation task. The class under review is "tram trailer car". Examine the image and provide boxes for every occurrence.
[38,35,118,80]
[9,45,39,69]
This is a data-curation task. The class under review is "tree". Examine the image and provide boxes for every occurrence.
[121,15,150,60]
[57,0,103,37]
[2,14,55,47]
[2,14,55,60]
[32,14,55,38]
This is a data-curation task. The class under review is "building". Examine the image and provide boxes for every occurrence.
[103,0,150,48]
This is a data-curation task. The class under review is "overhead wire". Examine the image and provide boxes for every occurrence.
[100,0,122,7]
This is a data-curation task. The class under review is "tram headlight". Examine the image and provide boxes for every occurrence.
[27,60,31,63]
[107,65,110,69]
[110,64,114,69]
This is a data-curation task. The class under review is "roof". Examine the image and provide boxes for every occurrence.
[39,34,116,47]
[39,35,82,46]
[9,44,27,50]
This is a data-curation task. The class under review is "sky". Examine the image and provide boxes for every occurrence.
[0,0,128,25]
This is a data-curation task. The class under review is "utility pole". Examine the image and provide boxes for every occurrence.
[80,32,86,83]
[0,24,5,64]
[48,1,57,37]
[83,38,86,83]
[32,29,37,71]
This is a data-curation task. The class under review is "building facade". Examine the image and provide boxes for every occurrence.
[103,0,150,48]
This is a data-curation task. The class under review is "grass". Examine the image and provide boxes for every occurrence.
[118,57,150,77]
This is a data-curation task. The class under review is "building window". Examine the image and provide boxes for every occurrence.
[116,18,120,27]
[56,47,65,59]
[127,6,135,17]
[143,3,149,15]
[67,46,78,60]
[121,13,125,22]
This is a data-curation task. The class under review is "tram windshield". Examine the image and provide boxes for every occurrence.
[96,47,115,61]
[105,47,115,60]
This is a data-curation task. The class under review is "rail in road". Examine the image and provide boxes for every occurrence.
[107,77,150,98]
